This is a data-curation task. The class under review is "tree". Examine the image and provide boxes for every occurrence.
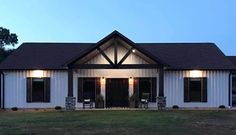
[0,27,18,48]
[0,48,14,62]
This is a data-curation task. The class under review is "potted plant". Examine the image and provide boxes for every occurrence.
[129,94,137,108]
[95,94,104,108]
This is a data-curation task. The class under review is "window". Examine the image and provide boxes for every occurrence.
[78,78,100,102]
[133,78,156,102]
[26,77,50,102]
[184,77,207,102]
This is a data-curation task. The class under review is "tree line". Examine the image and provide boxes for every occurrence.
[0,27,18,62]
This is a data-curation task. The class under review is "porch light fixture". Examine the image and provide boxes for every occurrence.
[132,49,135,53]
[189,70,202,78]
[101,77,105,84]
[32,70,44,78]
[129,77,133,84]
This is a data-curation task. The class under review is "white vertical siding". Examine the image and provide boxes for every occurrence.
[164,70,230,108]
[3,70,230,108]
[73,69,158,108]
[4,70,67,108]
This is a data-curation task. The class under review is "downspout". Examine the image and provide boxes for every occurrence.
[229,71,232,108]
[2,72,4,109]
[0,72,4,109]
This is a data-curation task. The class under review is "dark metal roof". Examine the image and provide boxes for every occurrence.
[138,43,236,70]
[227,56,236,67]
[0,43,93,70]
[0,42,235,70]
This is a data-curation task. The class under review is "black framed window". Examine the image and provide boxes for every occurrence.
[184,77,207,102]
[133,78,156,102]
[78,78,100,102]
[27,77,50,102]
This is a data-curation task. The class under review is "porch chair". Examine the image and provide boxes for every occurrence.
[83,92,93,109]
[140,93,150,109]
[83,99,93,109]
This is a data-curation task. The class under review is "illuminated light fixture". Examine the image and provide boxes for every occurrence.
[101,77,105,84]
[32,70,44,78]
[132,49,135,53]
[189,70,202,78]
[129,77,133,84]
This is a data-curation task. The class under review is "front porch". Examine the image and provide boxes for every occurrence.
[65,31,166,110]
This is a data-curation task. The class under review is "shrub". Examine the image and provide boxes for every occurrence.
[129,94,136,102]
[129,94,137,108]
[11,107,18,111]
[95,94,104,103]
[95,94,104,108]
[172,105,179,109]
[219,105,226,109]
[55,106,62,110]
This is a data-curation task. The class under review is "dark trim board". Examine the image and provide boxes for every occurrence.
[0,74,1,109]
[114,39,118,64]
[70,64,161,69]
[68,69,73,97]
[97,47,114,66]
[158,68,164,97]
[1,73,4,109]
[229,73,231,106]
[117,48,133,65]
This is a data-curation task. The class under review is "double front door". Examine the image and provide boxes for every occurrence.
[106,78,129,108]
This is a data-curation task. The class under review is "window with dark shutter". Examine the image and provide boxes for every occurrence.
[78,78,83,102]
[26,77,50,103]
[44,78,50,102]
[95,78,101,98]
[27,78,32,102]
[184,77,207,102]
[133,78,139,107]
[134,78,157,102]
[78,78,100,102]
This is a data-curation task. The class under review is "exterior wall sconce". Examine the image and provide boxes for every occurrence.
[129,76,133,84]
[132,49,135,53]
[189,70,202,78]
[101,77,105,84]
[31,70,44,78]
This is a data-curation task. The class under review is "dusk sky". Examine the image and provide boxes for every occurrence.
[0,0,235,55]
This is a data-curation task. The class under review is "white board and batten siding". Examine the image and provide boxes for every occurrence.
[73,69,158,108]
[4,70,68,108]
[165,70,230,108]
[3,70,230,108]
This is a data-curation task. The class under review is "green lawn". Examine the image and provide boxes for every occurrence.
[0,110,236,135]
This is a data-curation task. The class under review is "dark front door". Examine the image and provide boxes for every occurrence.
[106,78,129,107]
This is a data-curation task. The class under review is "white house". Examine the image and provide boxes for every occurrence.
[0,31,236,109]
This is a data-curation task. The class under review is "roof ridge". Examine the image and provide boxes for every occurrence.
[137,42,215,44]
[22,42,95,44]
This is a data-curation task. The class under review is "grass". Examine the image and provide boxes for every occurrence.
[0,110,236,135]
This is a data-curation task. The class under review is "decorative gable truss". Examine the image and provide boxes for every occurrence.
[68,31,164,69]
